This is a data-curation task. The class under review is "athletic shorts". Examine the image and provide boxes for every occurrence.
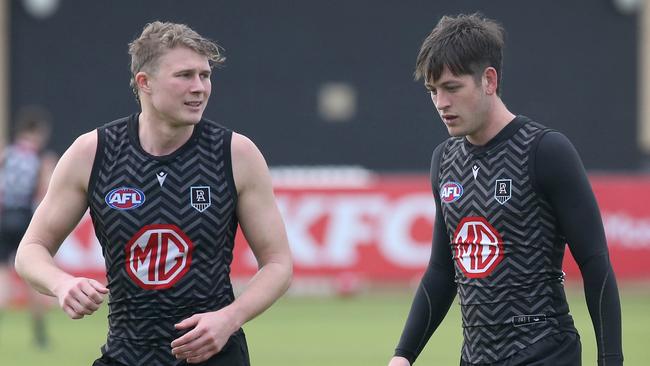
[0,229,26,263]
[460,332,581,366]
[92,331,250,366]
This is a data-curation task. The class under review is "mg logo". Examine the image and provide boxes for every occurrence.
[453,217,504,278]
[125,224,193,290]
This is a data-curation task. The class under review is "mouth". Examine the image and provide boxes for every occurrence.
[441,114,458,124]
[185,101,203,108]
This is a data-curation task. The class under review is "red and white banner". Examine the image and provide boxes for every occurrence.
[54,175,650,283]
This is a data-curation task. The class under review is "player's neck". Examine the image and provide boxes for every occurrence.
[137,112,195,156]
[466,99,515,146]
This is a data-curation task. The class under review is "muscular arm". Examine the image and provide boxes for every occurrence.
[15,131,107,319]
[534,132,623,366]
[391,144,457,366]
[172,132,292,363]
[225,132,293,326]
[35,151,58,203]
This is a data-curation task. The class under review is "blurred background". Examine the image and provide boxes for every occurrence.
[1,0,649,365]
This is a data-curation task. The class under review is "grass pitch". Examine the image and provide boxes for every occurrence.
[1,285,648,365]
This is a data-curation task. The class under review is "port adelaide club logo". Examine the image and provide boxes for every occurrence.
[494,179,512,205]
[190,186,211,212]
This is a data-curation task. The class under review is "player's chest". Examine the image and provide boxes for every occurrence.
[438,151,533,217]
[97,157,231,218]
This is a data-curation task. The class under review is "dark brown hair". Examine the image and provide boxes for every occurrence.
[415,13,505,94]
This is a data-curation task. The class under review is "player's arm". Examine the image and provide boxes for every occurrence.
[389,144,457,366]
[14,131,108,319]
[534,131,623,366]
[172,132,292,364]
[35,151,58,203]
[226,132,293,328]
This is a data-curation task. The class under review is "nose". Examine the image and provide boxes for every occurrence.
[434,91,450,111]
[190,75,207,93]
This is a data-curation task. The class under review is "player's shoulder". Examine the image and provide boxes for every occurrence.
[99,114,133,130]
[200,117,232,135]
[64,129,97,161]
[517,114,554,135]
[231,131,262,160]
[70,130,98,155]
[536,130,576,154]
[517,115,574,149]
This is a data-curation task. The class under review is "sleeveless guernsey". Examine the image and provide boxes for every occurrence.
[88,114,239,365]
[437,117,577,363]
[0,143,42,231]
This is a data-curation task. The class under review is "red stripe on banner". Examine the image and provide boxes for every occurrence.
[562,175,650,280]
[51,175,650,284]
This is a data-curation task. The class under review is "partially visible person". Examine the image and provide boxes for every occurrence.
[15,21,292,366]
[0,105,57,348]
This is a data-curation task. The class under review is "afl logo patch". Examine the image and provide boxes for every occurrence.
[440,182,463,203]
[105,187,145,210]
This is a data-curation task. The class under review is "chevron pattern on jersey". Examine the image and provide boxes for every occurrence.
[438,120,576,364]
[89,116,238,365]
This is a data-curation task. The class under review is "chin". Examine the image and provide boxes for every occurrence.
[446,127,465,137]
[180,114,203,125]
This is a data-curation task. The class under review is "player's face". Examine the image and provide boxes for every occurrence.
[147,47,212,126]
[426,66,491,140]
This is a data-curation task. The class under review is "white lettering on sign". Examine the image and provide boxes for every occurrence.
[274,193,434,268]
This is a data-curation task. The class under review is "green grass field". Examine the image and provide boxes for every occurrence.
[1,285,648,365]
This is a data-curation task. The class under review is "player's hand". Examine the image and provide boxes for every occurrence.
[388,356,411,366]
[171,309,239,364]
[52,277,108,319]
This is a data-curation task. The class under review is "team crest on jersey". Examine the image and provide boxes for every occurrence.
[440,182,463,203]
[494,179,512,205]
[190,186,211,212]
[105,187,145,210]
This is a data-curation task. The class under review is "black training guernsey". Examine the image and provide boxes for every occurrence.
[394,116,623,365]
[88,114,241,365]
[0,143,42,230]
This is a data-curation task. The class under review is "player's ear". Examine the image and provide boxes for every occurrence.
[483,67,498,95]
[135,72,152,95]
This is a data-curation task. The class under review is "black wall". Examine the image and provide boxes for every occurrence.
[9,0,639,171]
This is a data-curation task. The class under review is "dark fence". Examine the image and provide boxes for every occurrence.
[9,0,639,171]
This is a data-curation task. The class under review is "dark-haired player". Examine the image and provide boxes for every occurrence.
[389,13,623,366]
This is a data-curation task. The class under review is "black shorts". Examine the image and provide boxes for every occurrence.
[92,332,251,366]
[460,332,581,366]
[0,229,26,263]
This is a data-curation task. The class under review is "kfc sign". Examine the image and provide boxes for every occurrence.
[278,193,434,267]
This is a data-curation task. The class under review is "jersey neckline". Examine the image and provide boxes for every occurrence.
[463,115,530,156]
[127,113,204,162]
